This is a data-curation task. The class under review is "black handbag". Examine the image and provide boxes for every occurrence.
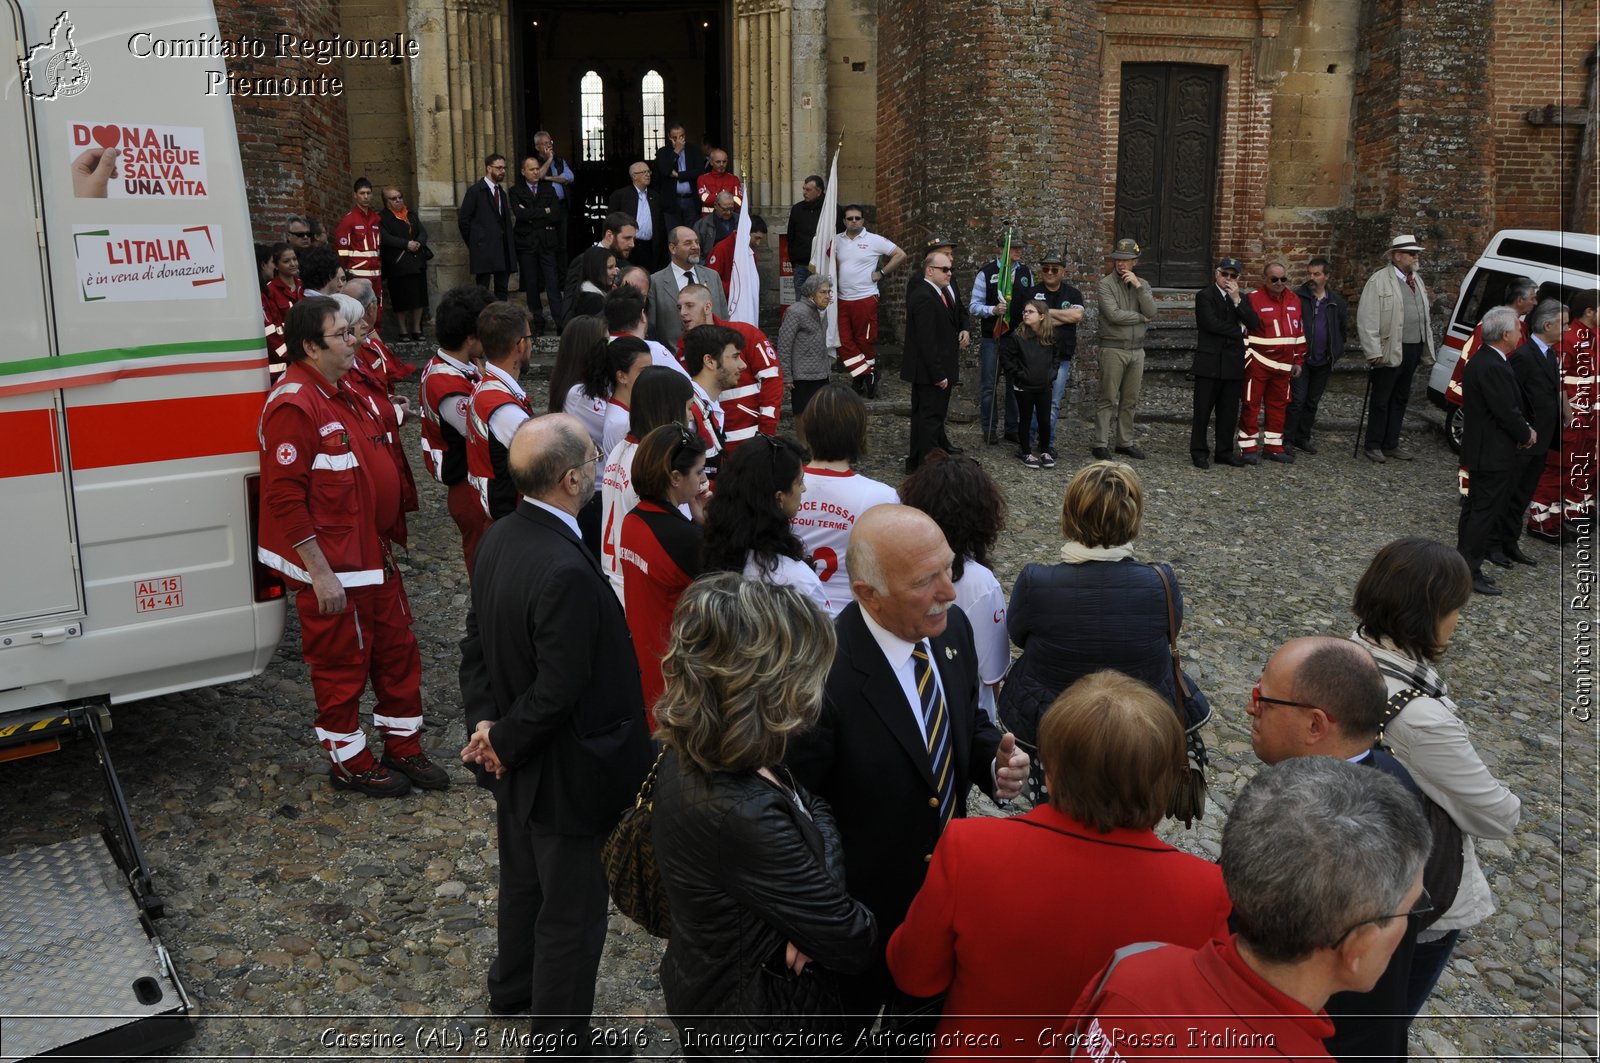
[600,749,671,937]
[1149,562,1210,827]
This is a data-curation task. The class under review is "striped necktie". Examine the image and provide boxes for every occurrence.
[912,642,955,829]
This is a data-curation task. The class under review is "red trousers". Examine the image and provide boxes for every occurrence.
[296,576,423,775]
[1528,437,1597,533]
[838,296,879,378]
[1238,363,1291,454]
[447,478,491,579]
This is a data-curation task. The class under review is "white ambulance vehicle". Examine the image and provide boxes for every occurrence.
[2,1,284,1057]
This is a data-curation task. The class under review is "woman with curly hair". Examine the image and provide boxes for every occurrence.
[793,383,898,616]
[899,450,1009,719]
[701,434,832,614]
[652,575,877,1045]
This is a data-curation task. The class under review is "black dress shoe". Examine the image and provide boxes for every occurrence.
[1115,444,1147,460]
[1239,453,1262,466]
[1192,455,1211,469]
[1091,446,1112,460]
[1485,551,1514,569]
[1471,573,1503,596]
[1265,451,1294,464]
[1216,453,1247,467]
[489,998,531,1016]
[1294,440,1318,455]
[1503,543,1538,566]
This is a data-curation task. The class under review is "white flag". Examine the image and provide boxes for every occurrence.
[809,148,841,348]
[726,196,760,326]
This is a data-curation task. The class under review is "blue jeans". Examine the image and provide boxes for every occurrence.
[1028,360,1072,452]
[980,338,1018,438]
[792,263,810,293]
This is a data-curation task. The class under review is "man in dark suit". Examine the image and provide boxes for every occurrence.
[907,235,969,339]
[509,154,563,335]
[457,153,515,301]
[902,250,963,473]
[1495,298,1569,567]
[607,161,666,272]
[653,123,706,231]
[1458,306,1536,596]
[788,504,1030,1032]
[1191,256,1259,468]
[458,414,654,1031]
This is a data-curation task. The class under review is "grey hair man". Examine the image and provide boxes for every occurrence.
[694,190,740,252]
[1457,304,1536,595]
[1065,756,1430,1058]
[1357,234,1435,461]
[285,214,312,248]
[458,411,653,1033]
[1494,297,1571,567]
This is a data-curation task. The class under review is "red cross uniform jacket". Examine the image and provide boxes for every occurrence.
[419,351,478,485]
[262,276,302,379]
[466,372,534,519]
[1244,288,1307,373]
[335,206,384,294]
[345,348,418,542]
[258,361,399,590]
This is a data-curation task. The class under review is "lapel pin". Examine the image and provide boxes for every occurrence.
[945,646,956,660]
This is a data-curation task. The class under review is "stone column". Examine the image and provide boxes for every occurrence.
[790,0,828,184]
[733,0,793,212]
[409,0,514,294]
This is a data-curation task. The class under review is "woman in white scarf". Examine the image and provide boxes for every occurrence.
[1349,536,1521,1028]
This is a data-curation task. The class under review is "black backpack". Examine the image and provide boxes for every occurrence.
[1374,688,1465,929]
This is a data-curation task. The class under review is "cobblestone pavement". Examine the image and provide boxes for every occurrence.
[5,342,1595,1060]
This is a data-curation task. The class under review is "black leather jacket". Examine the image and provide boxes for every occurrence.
[651,749,877,1036]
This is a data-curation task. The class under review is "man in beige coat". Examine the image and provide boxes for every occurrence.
[1357,234,1436,462]
[1094,237,1158,459]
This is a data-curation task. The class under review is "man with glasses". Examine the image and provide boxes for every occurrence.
[285,215,313,249]
[1238,260,1306,463]
[457,153,515,301]
[466,303,536,521]
[1245,636,1436,1061]
[1190,256,1257,469]
[608,161,665,272]
[835,205,906,398]
[258,297,447,798]
[902,251,962,472]
[335,176,384,306]
[532,131,574,269]
[1357,235,1435,462]
[459,413,653,1032]
[970,234,1032,445]
[1062,756,1429,1062]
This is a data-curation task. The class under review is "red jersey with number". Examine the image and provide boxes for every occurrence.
[621,499,704,723]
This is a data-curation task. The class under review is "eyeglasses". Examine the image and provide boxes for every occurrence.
[566,445,603,477]
[1041,265,1063,273]
[844,216,863,223]
[385,194,402,201]
[1249,682,1318,712]
[322,327,357,341]
[1330,887,1434,948]
[288,230,311,239]
[930,265,953,273]
[1266,276,1288,285]
[1219,270,1239,279]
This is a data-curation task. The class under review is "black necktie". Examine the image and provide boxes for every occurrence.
[684,270,695,286]
[912,643,954,829]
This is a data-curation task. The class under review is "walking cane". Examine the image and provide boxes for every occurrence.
[1352,369,1373,459]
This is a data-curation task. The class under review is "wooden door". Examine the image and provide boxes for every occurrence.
[1114,64,1222,288]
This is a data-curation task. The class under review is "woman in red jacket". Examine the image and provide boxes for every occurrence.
[886,671,1231,1060]
[621,422,709,722]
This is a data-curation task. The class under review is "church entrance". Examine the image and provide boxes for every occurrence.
[514,0,729,260]
[1113,63,1222,288]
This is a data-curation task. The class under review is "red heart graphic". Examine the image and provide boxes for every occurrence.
[90,125,119,149]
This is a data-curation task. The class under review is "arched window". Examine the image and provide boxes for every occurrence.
[641,70,665,155]
[580,70,605,162]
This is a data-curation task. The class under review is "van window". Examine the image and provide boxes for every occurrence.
[1451,268,1524,333]
[1495,237,1600,280]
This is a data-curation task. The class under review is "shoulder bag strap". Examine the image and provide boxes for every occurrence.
[1374,687,1424,752]
[1147,562,1186,719]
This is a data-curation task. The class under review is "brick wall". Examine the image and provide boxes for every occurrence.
[213,0,353,244]
[875,0,1103,345]
[1489,5,1595,233]
[1342,0,1495,308]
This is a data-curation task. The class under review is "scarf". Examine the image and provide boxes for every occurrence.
[1351,631,1450,701]
[1058,541,1135,564]
[390,205,410,225]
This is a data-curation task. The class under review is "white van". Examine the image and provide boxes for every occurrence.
[1426,229,1600,451]
[2,1,284,1056]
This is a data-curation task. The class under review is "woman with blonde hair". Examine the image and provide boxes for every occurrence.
[889,671,1229,1058]
[998,460,1208,801]
[652,575,876,1048]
